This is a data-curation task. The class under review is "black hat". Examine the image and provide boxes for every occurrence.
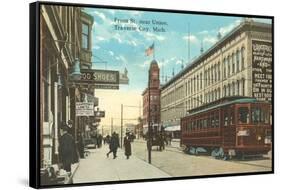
[60,122,69,132]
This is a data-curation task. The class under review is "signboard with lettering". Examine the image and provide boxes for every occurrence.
[95,84,119,90]
[95,111,105,117]
[80,69,119,84]
[76,102,94,116]
[252,40,272,102]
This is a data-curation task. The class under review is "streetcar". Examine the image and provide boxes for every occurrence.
[180,96,272,159]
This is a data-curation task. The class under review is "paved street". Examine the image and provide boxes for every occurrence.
[72,139,271,183]
[73,144,170,184]
[132,139,272,177]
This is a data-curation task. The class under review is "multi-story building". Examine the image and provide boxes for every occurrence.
[142,60,161,135]
[160,19,272,136]
[40,5,93,167]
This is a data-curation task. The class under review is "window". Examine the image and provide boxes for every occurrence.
[200,73,203,89]
[232,53,235,74]
[241,47,245,70]
[211,114,215,128]
[223,58,226,79]
[228,84,231,96]
[218,62,221,81]
[230,110,234,125]
[215,114,219,127]
[237,80,240,95]
[224,86,226,97]
[252,107,269,124]
[251,107,261,123]
[224,112,229,126]
[238,107,249,124]
[236,49,240,71]
[232,82,235,96]
[241,78,245,96]
[82,23,89,49]
[227,56,230,77]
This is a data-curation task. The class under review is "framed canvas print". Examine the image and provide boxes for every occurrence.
[29,1,274,188]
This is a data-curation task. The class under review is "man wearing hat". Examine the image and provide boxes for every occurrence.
[58,122,78,175]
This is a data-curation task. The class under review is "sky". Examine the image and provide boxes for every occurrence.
[83,7,271,130]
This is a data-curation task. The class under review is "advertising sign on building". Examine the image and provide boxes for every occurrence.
[76,102,94,116]
[80,69,119,84]
[252,40,272,102]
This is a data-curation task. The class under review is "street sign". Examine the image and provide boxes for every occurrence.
[95,111,105,117]
[76,102,94,116]
[95,84,119,90]
[80,69,119,84]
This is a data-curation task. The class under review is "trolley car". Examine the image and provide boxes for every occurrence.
[181,96,272,159]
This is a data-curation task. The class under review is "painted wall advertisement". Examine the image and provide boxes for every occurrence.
[252,40,272,102]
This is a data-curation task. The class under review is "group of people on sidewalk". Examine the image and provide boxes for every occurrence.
[106,132,132,159]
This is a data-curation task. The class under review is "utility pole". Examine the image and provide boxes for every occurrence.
[148,68,152,164]
[111,117,113,135]
[121,104,123,148]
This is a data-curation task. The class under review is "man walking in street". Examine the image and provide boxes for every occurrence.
[124,132,132,159]
[59,122,78,176]
[106,132,120,159]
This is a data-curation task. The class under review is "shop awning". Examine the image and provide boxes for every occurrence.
[164,125,180,131]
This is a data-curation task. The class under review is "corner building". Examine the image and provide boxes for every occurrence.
[160,20,272,134]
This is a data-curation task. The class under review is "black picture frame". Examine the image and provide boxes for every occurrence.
[30,1,274,188]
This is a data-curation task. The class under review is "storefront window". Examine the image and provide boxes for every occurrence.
[238,107,249,124]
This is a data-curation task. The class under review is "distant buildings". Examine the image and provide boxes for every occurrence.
[142,20,272,139]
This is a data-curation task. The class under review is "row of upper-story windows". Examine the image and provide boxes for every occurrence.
[223,78,245,97]
[223,47,245,79]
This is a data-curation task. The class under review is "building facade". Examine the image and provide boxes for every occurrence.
[142,60,161,134]
[40,5,93,168]
[160,20,272,135]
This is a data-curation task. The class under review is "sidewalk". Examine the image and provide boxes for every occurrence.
[73,144,170,184]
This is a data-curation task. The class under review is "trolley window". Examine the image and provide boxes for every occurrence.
[238,107,250,124]
[224,112,229,126]
[251,107,269,124]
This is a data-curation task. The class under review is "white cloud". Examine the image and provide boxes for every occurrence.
[198,30,209,35]
[93,11,106,21]
[175,59,183,65]
[115,55,128,64]
[183,34,198,43]
[203,36,217,44]
[138,60,151,68]
[93,45,100,50]
[109,51,114,56]
[219,19,241,36]
[145,32,166,41]
[96,36,107,42]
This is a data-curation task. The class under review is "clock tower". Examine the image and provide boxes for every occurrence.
[149,60,160,89]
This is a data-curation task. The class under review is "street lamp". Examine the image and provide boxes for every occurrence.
[69,58,81,81]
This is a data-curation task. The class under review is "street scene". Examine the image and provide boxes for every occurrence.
[39,4,273,187]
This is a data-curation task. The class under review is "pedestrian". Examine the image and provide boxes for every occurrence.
[58,123,78,175]
[77,131,84,159]
[106,132,120,159]
[124,132,132,159]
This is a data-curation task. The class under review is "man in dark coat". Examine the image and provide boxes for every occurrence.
[106,132,120,159]
[59,123,78,174]
[77,131,84,159]
[124,132,132,159]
